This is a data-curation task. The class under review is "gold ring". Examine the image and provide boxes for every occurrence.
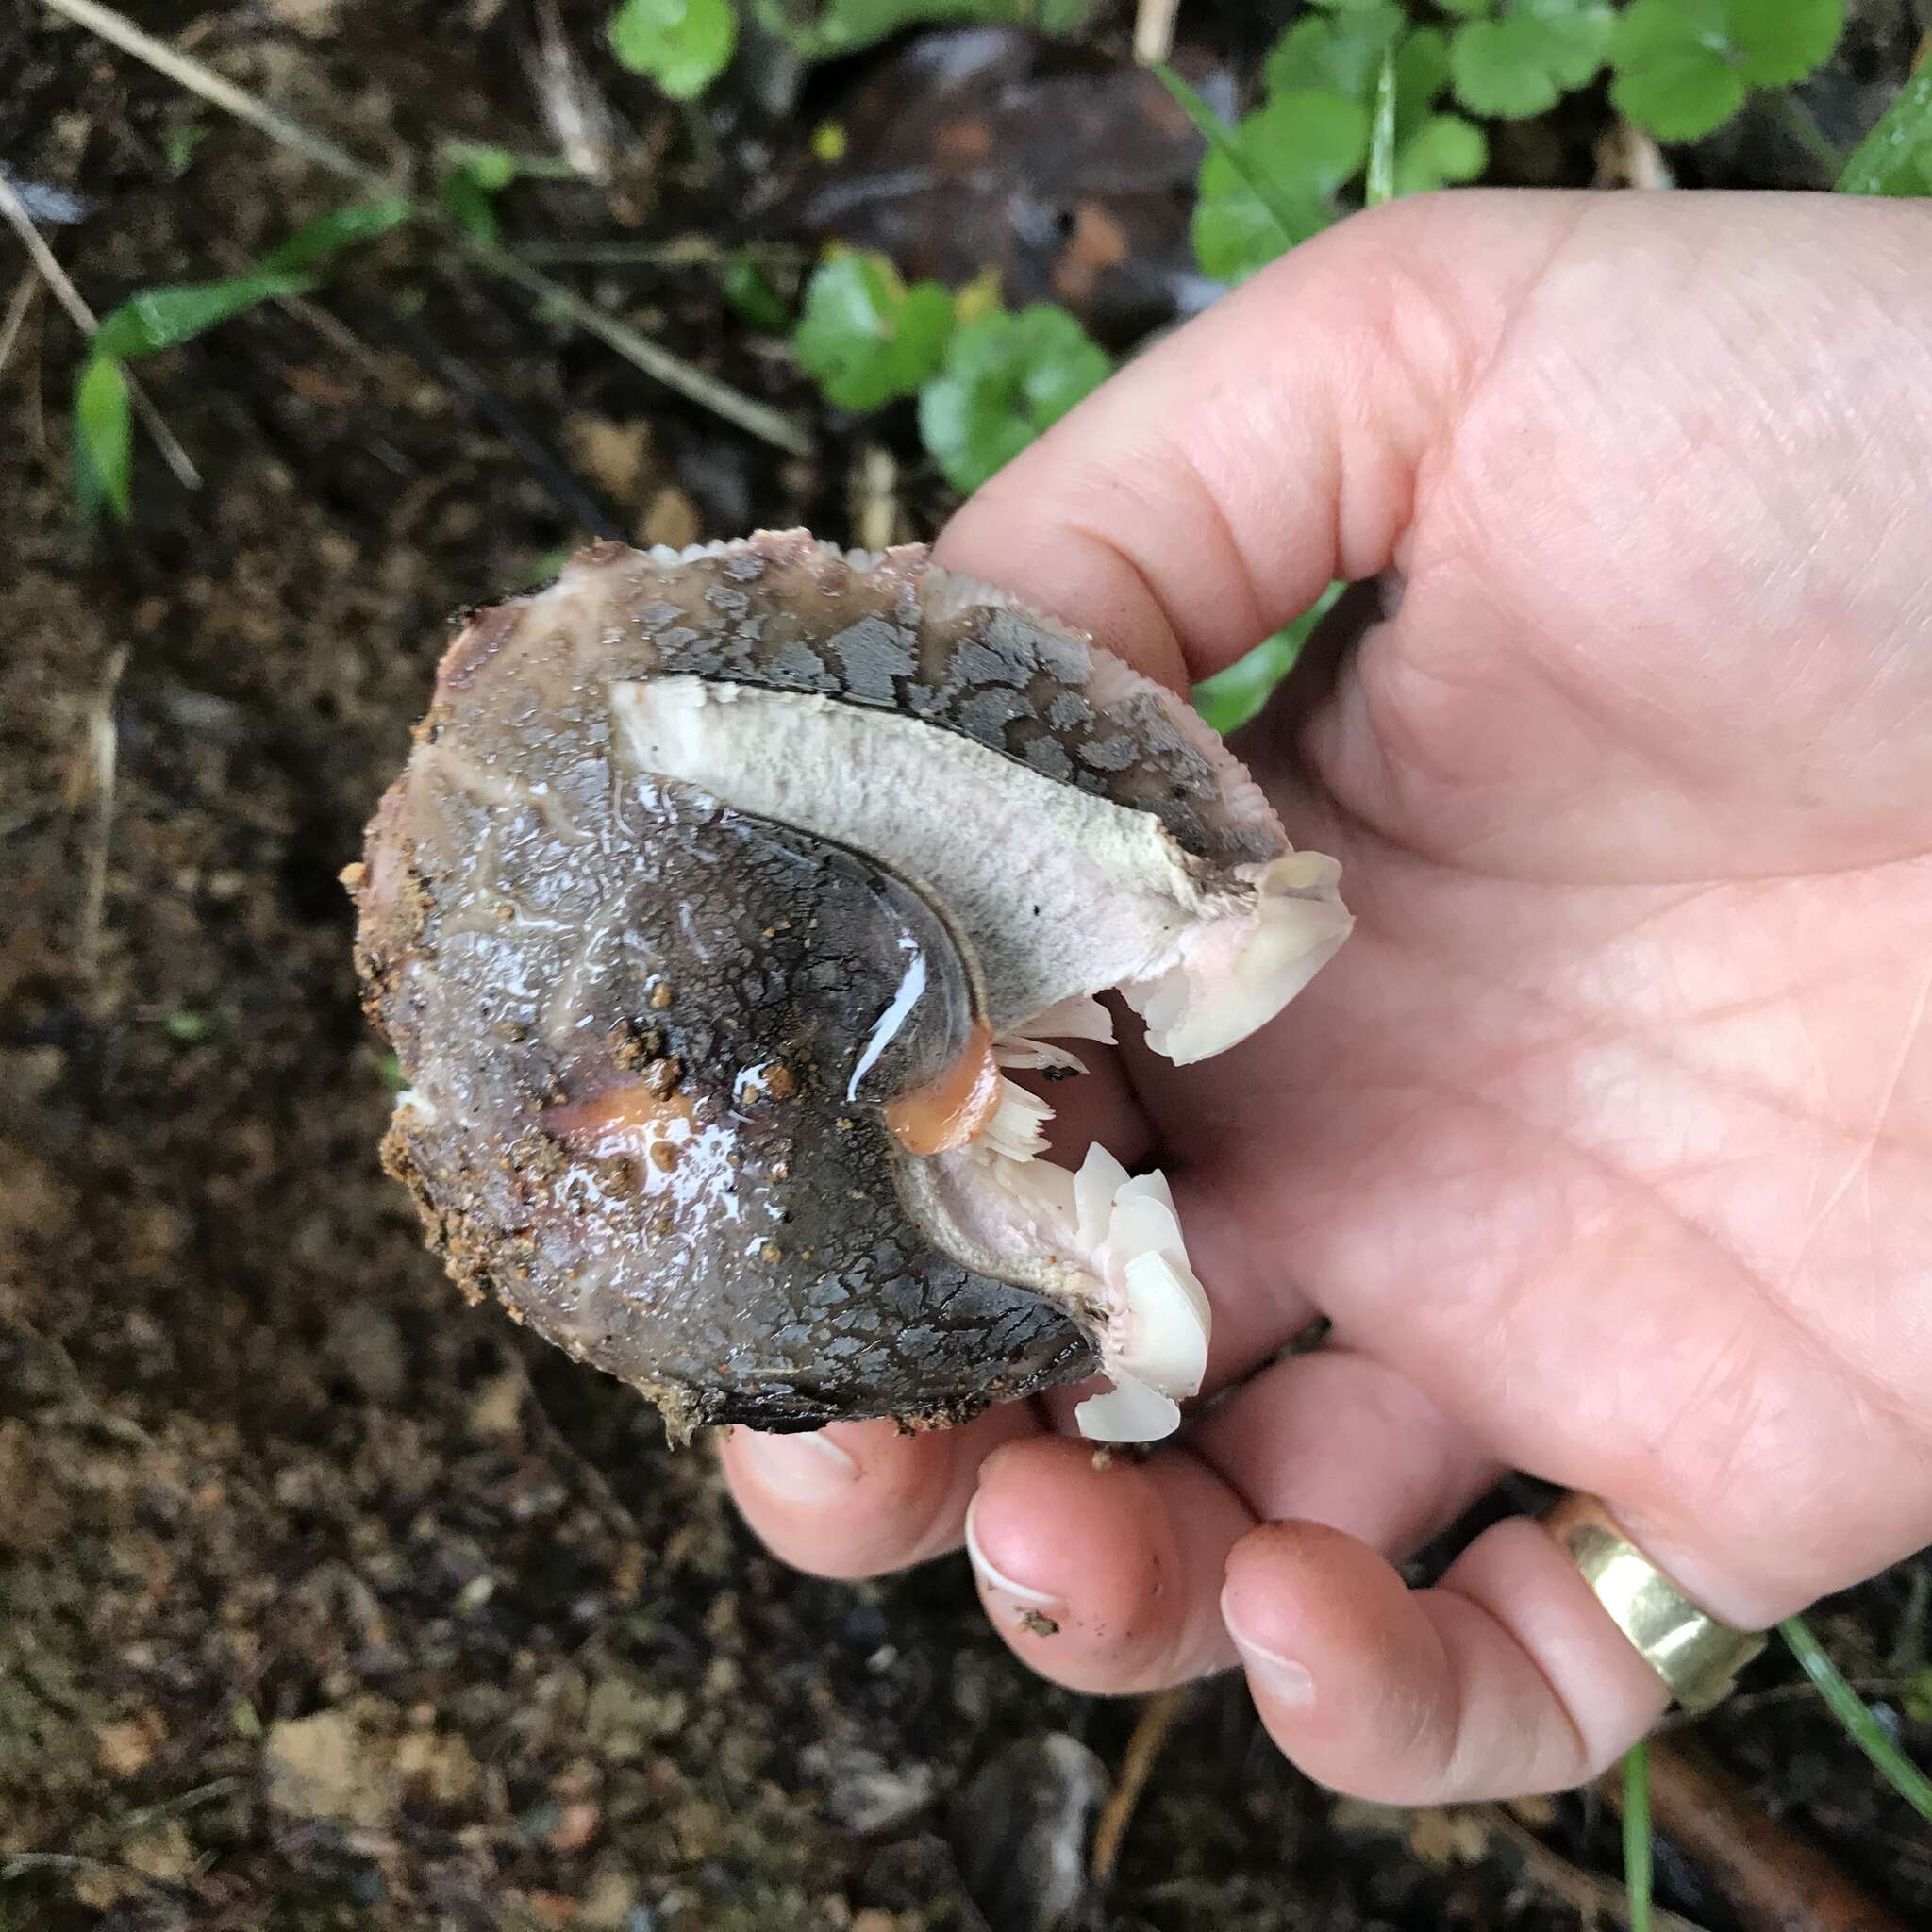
[1541,1492,1766,1713]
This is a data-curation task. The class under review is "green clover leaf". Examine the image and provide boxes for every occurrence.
[1610,0,1843,143]
[1397,113,1490,192]
[1190,91,1371,283]
[1448,0,1612,121]
[607,0,737,101]
[792,252,956,411]
[917,305,1111,494]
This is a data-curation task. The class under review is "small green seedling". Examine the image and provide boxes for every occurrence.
[1441,0,1613,123]
[607,0,738,100]
[73,197,412,525]
[917,303,1110,493]
[791,251,956,411]
[721,252,791,333]
[1839,65,1932,193]
[1609,0,1844,143]
[159,119,210,177]
[436,141,581,246]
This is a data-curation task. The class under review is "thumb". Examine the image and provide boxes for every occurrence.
[933,191,1582,690]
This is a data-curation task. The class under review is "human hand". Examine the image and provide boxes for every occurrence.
[722,190,1932,1801]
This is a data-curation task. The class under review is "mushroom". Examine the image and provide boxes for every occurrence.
[349,532,1349,1442]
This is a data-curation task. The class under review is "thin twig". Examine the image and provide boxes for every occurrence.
[75,644,130,978]
[0,273,42,379]
[40,0,813,456]
[0,168,201,490]
[1132,0,1181,66]
[42,0,383,187]
[1090,1686,1188,1885]
[1474,1804,1712,1932]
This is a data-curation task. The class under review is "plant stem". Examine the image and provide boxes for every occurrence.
[1779,1614,1932,1823]
[1758,87,1843,184]
[1623,1744,1653,1932]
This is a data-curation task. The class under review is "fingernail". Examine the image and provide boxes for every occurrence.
[735,1426,860,1505]
[1221,1586,1316,1709]
[965,1494,1065,1613]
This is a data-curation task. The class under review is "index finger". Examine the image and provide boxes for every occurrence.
[932,192,1581,687]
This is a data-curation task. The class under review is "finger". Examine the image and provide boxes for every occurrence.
[721,1404,1038,1580]
[933,193,1581,685]
[965,1350,1494,1695]
[1220,1515,1672,1804]
[963,1435,1251,1689]
[1191,1344,1499,1546]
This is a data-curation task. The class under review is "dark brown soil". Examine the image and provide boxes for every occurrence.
[3,5,1929,1929]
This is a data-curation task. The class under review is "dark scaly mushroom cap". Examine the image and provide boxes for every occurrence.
[351,533,1350,1439]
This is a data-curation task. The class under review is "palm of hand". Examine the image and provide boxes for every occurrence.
[1144,212,1932,1615]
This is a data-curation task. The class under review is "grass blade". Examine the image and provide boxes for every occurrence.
[1367,46,1398,207]
[1152,63,1300,251]
[1837,67,1932,194]
[1779,1614,1932,1822]
[92,271,316,359]
[1622,1743,1653,1932]
[261,195,413,273]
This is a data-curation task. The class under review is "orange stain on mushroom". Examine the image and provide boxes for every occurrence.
[546,1081,697,1160]
[883,1023,1001,1156]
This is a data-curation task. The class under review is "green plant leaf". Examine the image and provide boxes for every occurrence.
[438,166,502,244]
[1394,26,1455,125]
[607,0,737,100]
[441,139,524,193]
[1191,582,1344,735]
[1264,11,1453,123]
[260,196,413,274]
[1610,0,1843,142]
[723,253,791,332]
[1729,0,1842,88]
[917,304,1110,494]
[1838,67,1932,194]
[1608,0,1742,139]
[1264,2,1407,104]
[92,271,316,361]
[73,352,133,525]
[1367,48,1398,205]
[1190,92,1370,283]
[1158,63,1318,253]
[793,252,956,411]
[160,119,210,177]
[1397,113,1489,192]
[753,0,1097,61]
[1450,2,1611,120]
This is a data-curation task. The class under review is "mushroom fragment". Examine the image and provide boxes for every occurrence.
[350,532,1350,1441]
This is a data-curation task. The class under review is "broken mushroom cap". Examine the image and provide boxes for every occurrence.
[351,532,1351,1441]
